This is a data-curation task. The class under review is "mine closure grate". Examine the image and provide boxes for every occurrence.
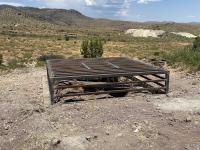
[46,57,169,104]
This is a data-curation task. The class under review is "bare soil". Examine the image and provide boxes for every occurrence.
[0,68,200,150]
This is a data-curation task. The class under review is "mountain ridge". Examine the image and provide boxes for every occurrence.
[1,5,200,34]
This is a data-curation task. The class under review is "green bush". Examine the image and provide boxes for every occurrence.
[0,54,2,65]
[37,54,65,62]
[163,47,200,70]
[80,38,103,58]
[64,34,69,41]
[192,36,200,52]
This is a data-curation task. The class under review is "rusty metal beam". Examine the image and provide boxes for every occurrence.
[46,57,170,103]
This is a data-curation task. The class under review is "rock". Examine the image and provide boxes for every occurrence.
[105,131,110,135]
[194,121,199,125]
[171,32,197,38]
[125,29,165,38]
[51,138,61,146]
[146,99,151,102]
[93,135,98,139]
[134,126,142,133]
[116,133,123,137]
[61,135,89,149]
[143,120,149,125]
[34,107,45,113]
[4,125,9,130]
[191,82,197,85]
[185,116,192,122]
[85,136,91,142]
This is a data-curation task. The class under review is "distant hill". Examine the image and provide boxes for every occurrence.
[0,5,200,35]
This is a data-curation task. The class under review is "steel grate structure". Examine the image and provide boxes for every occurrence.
[46,57,169,104]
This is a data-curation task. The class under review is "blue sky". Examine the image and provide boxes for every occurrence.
[0,0,200,22]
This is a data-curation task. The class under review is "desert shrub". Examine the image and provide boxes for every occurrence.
[23,52,33,60]
[36,54,65,67]
[163,47,200,70]
[80,38,103,58]
[8,59,25,69]
[64,34,69,41]
[192,36,200,52]
[37,54,65,62]
[0,54,2,65]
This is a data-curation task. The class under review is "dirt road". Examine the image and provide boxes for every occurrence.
[0,68,200,150]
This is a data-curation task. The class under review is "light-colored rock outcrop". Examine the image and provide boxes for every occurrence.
[125,29,165,38]
[171,32,197,38]
[125,28,197,38]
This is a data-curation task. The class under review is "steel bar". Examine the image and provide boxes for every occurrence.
[55,79,166,89]
[56,87,167,98]
[46,57,170,103]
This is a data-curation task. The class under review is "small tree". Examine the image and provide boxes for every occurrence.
[192,36,200,52]
[80,38,103,58]
[0,54,3,65]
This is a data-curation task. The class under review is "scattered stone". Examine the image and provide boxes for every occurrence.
[105,131,110,135]
[85,135,98,142]
[116,133,123,137]
[146,99,151,102]
[185,116,192,122]
[51,138,61,146]
[4,125,10,130]
[194,121,199,125]
[143,120,149,125]
[134,126,142,133]
[61,135,88,149]
[191,82,197,85]
[85,136,91,142]
[34,107,45,113]
[93,135,98,139]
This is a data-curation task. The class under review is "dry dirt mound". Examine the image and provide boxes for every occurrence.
[171,32,197,38]
[125,29,197,38]
[125,29,165,38]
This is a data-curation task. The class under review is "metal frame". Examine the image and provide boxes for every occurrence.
[46,57,170,104]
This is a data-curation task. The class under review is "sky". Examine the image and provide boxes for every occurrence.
[0,0,200,22]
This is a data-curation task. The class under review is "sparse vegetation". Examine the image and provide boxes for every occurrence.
[0,5,200,71]
[164,46,200,70]
[7,59,26,69]
[64,34,69,41]
[37,54,65,62]
[192,36,200,52]
[36,54,65,67]
[0,54,3,65]
[80,38,104,58]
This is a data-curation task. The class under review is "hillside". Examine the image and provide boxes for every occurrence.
[1,5,200,34]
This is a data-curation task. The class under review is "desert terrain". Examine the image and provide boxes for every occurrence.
[0,5,200,150]
[0,67,199,150]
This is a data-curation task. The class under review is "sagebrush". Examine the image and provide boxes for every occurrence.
[80,38,104,58]
[164,47,200,70]
[192,36,200,52]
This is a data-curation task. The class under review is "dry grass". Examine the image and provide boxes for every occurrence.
[0,32,192,70]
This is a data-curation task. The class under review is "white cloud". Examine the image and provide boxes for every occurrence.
[115,0,130,16]
[84,0,96,6]
[37,0,84,9]
[187,15,196,18]
[0,2,24,6]
[137,0,161,4]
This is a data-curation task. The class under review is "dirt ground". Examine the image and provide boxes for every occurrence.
[0,67,200,150]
